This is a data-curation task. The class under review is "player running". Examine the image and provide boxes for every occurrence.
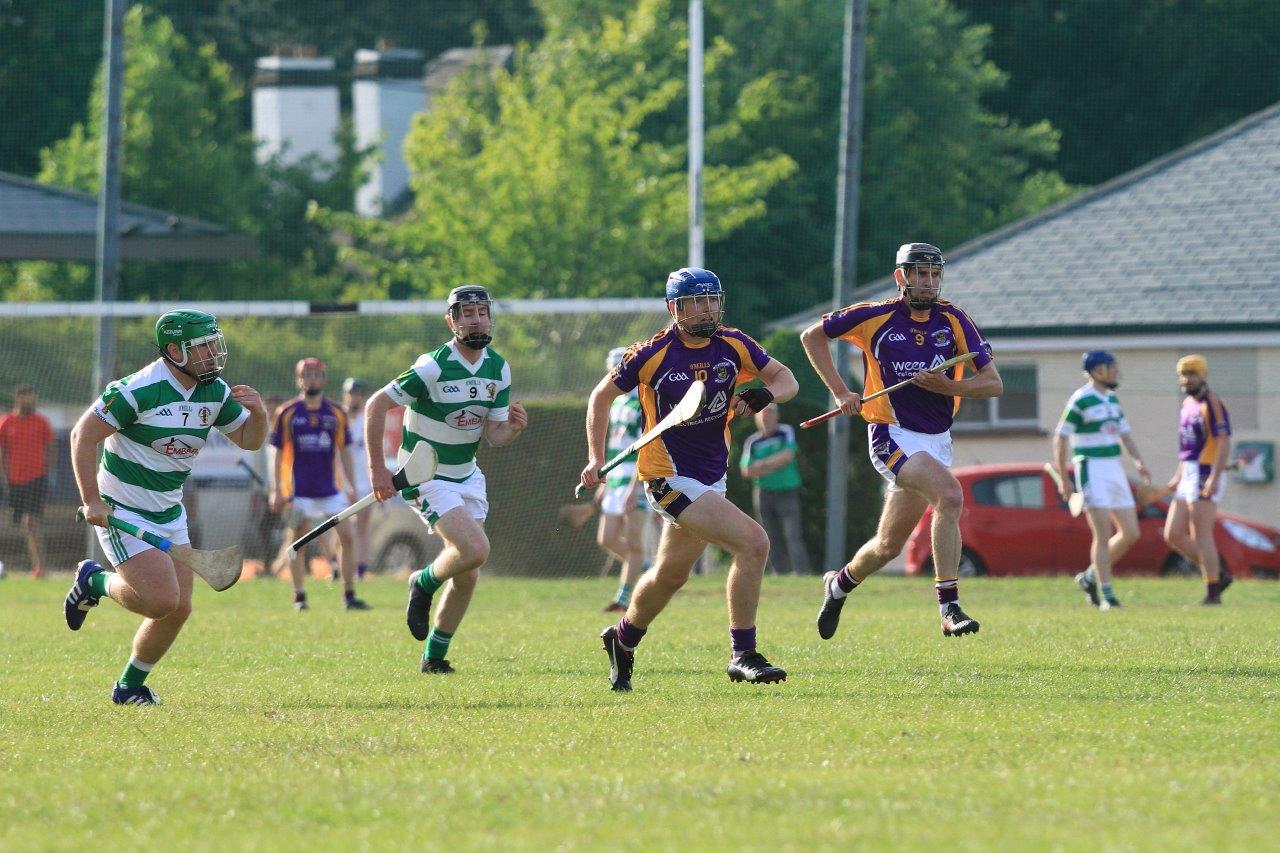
[582,267,799,692]
[1052,350,1151,610]
[801,243,1002,639]
[595,346,651,613]
[365,285,528,674]
[63,309,268,705]
[1163,355,1234,605]
[269,357,369,611]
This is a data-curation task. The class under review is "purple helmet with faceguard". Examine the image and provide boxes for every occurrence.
[895,242,944,310]
[665,267,724,338]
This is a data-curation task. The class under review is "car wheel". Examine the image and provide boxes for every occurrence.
[1160,553,1200,577]
[957,549,987,578]
[375,534,428,575]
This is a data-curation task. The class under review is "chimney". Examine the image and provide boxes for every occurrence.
[353,47,425,216]
[252,53,340,170]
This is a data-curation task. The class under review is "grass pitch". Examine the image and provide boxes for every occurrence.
[2,573,1277,851]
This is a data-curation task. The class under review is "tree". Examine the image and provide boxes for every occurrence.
[13,5,364,303]
[522,0,1072,328]
[0,0,102,176]
[952,0,1280,185]
[320,0,797,301]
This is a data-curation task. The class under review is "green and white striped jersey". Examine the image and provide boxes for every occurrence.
[92,359,249,522]
[604,391,643,487]
[1056,382,1130,459]
[383,340,511,482]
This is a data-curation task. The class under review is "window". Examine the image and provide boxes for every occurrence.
[954,363,1038,431]
[971,474,1045,509]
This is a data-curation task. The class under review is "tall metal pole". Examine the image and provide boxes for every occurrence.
[93,0,127,397]
[687,0,705,267]
[825,0,867,570]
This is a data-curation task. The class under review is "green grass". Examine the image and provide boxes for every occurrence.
[2,574,1278,851]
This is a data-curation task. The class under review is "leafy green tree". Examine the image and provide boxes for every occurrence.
[320,0,797,301]
[0,0,102,176]
[13,4,364,303]
[953,0,1280,185]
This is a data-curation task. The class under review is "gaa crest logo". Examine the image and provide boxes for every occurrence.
[713,362,733,384]
[199,407,211,426]
[486,382,497,400]
[933,329,952,348]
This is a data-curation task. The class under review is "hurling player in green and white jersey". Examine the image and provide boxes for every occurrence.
[595,346,651,613]
[1051,350,1151,610]
[63,310,268,705]
[364,285,528,674]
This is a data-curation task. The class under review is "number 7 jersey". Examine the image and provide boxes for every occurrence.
[92,358,249,522]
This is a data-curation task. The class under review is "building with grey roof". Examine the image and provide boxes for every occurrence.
[778,101,1280,533]
[0,170,257,262]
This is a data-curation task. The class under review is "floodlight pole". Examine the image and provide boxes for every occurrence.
[825,0,867,570]
[94,0,127,397]
[687,0,705,268]
[89,0,127,559]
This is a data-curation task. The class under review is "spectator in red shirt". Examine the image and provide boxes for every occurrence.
[0,384,55,577]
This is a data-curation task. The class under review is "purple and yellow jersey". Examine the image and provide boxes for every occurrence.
[612,325,771,485]
[1178,390,1231,465]
[821,297,992,434]
[270,396,350,499]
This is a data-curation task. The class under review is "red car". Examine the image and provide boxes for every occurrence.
[904,462,1280,579]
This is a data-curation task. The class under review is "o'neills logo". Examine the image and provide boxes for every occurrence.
[447,408,485,430]
[154,436,200,457]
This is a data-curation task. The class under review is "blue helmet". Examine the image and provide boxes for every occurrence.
[665,268,724,338]
[665,267,722,300]
[1082,350,1116,373]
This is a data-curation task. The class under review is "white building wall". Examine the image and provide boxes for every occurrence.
[252,57,340,169]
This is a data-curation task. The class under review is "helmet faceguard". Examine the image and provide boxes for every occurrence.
[895,243,944,311]
[665,267,725,338]
[446,285,494,350]
[155,309,227,386]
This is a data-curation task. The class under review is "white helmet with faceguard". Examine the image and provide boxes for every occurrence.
[446,284,494,350]
[895,242,944,310]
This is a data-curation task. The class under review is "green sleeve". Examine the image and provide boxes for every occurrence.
[99,385,137,429]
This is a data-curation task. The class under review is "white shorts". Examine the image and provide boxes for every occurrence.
[96,501,190,567]
[867,423,953,491]
[643,474,727,525]
[601,481,648,516]
[1073,456,1135,510]
[292,493,349,522]
[409,468,489,533]
[1176,460,1225,503]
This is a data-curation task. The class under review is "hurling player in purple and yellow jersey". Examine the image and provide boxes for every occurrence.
[1162,354,1234,605]
[801,243,1003,639]
[269,357,368,612]
[580,267,798,691]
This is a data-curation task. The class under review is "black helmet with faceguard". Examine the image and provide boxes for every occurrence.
[446,285,493,350]
[895,242,944,310]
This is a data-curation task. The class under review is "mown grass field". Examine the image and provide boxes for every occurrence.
[2,573,1277,851]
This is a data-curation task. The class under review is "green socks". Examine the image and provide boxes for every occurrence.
[117,658,153,688]
[415,563,444,595]
[425,629,454,661]
[88,570,112,599]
